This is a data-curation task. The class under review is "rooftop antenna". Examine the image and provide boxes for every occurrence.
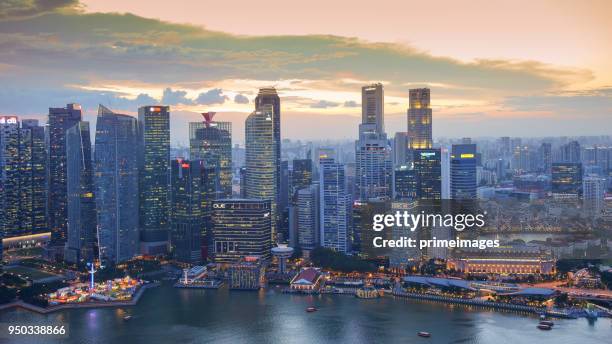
[201,112,216,128]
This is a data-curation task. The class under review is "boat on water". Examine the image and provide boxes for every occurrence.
[539,320,554,327]
[537,324,552,330]
[417,332,431,338]
[123,315,132,321]
[306,306,318,313]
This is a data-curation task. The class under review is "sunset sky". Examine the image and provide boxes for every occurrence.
[0,0,610,145]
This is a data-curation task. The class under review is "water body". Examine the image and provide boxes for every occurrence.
[0,283,608,344]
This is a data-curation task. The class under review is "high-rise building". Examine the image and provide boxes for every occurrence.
[361,83,384,135]
[407,88,432,149]
[393,165,417,200]
[296,184,319,252]
[254,88,281,233]
[245,104,278,242]
[561,141,581,163]
[413,149,442,200]
[19,119,47,236]
[551,163,582,198]
[539,142,552,174]
[441,146,451,199]
[211,199,272,264]
[319,158,351,253]
[170,159,203,264]
[583,176,606,216]
[95,105,139,265]
[48,103,82,259]
[64,121,96,264]
[138,105,170,255]
[393,132,409,167]
[189,114,232,198]
[451,144,477,199]
[278,160,290,242]
[291,159,312,201]
[355,123,392,201]
[0,116,20,238]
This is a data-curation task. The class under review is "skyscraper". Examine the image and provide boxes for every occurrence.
[19,119,47,236]
[393,132,409,167]
[0,116,20,238]
[138,105,170,255]
[393,165,417,200]
[296,184,319,252]
[361,83,384,135]
[170,159,203,264]
[583,175,606,216]
[48,103,82,259]
[319,158,351,253]
[95,105,139,265]
[64,121,96,264]
[254,88,281,231]
[413,149,442,200]
[245,104,278,241]
[539,142,552,174]
[211,199,272,264]
[291,159,313,201]
[355,123,392,201]
[561,141,581,163]
[451,144,477,199]
[407,88,433,149]
[189,113,232,198]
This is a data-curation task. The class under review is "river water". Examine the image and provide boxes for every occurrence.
[0,283,608,343]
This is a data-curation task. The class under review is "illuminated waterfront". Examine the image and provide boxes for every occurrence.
[0,282,608,344]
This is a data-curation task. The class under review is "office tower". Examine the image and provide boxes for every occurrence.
[355,123,392,200]
[451,144,477,199]
[539,142,552,174]
[361,83,384,135]
[583,176,606,216]
[388,201,420,269]
[48,103,82,258]
[512,145,530,172]
[353,200,391,258]
[95,106,139,265]
[170,159,203,264]
[278,160,290,242]
[393,132,409,166]
[393,165,417,200]
[245,104,278,241]
[239,167,247,198]
[254,88,281,233]
[138,105,170,255]
[0,116,20,238]
[189,113,232,198]
[561,141,581,163]
[499,136,511,156]
[19,120,47,235]
[64,121,96,264]
[291,159,312,201]
[495,158,507,181]
[413,149,442,200]
[297,184,319,252]
[319,158,351,253]
[551,163,583,197]
[441,146,451,199]
[211,199,272,264]
[407,88,433,149]
[232,143,245,169]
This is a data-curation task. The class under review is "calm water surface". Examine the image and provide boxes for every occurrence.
[0,283,609,344]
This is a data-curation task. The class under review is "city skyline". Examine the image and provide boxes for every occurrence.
[0,1,611,145]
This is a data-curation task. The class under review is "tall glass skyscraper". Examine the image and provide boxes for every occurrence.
[0,116,20,238]
[319,158,351,253]
[407,88,433,149]
[138,105,170,255]
[450,144,477,199]
[64,121,96,264]
[291,159,313,202]
[170,159,203,264]
[361,83,384,135]
[297,184,319,252]
[19,119,47,235]
[95,105,139,265]
[355,123,392,200]
[48,103,82,259]
[413,149,442,200]
[245,104,278,242]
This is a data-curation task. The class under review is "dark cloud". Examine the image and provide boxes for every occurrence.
[310,100,340,108]
[161,88,193,105]
[0,0,78,20]
[195,88,228,105]
[344,100,359,107]
[234,94,249,104]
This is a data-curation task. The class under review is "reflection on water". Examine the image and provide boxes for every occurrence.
[0,282,608,344]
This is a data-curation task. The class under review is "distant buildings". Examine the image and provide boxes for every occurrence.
[138,105,171,255]
[48,103,82,259]
[551,162,582,198]
[407,88,432,149]
[393,165,417,200]
[451,144,477,200]
[64,121,96,264]
[211,199,272,264]
[583,175,606,216]
[94,105,139,265]
[413,149,442,200]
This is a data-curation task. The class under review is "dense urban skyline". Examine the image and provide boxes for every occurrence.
[0,1,611,145]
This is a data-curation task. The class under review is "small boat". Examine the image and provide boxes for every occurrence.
[306,306,318,313]
[417,332,431,338]
[539,320,554,327]
[537,324,552,330]
[123,315,132,321]
[539,314,546,320]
